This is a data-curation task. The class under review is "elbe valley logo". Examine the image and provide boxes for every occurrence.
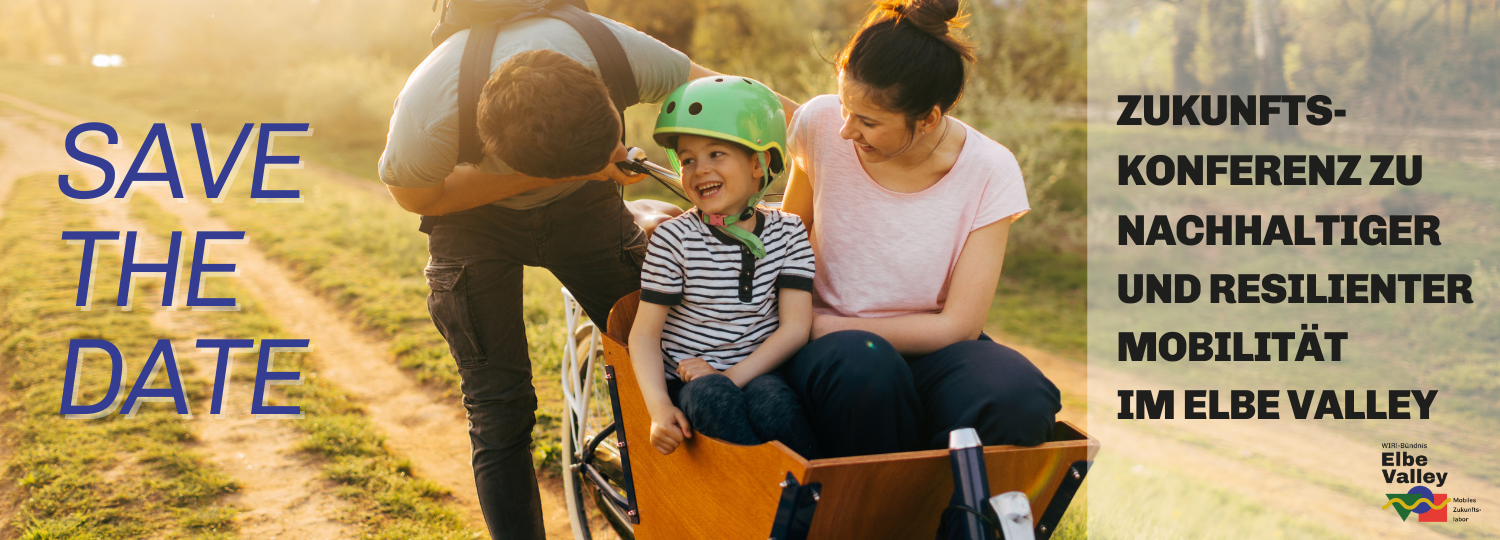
[1384,485,1448,522]
[1380,446,1476,523]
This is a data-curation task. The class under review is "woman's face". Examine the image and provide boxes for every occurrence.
[836,73,917,163]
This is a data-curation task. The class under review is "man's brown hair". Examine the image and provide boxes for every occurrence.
[478,50,621,178]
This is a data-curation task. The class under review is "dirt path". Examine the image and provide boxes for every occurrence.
[0,113,38,536]
[96,205,356,539]
[0,92,589,539]
[0,112,55,537]
[0,114,67,221]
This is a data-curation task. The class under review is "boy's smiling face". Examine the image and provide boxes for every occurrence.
[674,134,763,217]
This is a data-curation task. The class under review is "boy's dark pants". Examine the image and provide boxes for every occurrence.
[422,181,645,540]
[669,373,822,459]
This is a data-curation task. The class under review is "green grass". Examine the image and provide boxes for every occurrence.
[0,175,239,538]
[991,248,1086,355]
[1085,453,1346,540]
[126,194,479,538]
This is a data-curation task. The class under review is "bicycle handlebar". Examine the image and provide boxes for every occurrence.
[614,147,784,207]
[616,147,689,201]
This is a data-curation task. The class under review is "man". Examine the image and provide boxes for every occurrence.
[379,12,713,539]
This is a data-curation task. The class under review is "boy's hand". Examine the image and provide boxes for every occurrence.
[649,406,693,455]
[676,358,718,382]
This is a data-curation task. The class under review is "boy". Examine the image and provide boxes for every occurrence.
[628,77,820,459]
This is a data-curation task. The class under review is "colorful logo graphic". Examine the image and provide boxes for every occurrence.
[1384,486,1448,522]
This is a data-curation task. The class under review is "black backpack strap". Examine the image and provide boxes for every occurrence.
[546,4,640,112]
[457,20,503,165]
[454,0,638,167]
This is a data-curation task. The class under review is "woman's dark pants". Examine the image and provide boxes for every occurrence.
[421,182,645,540]
[784,330,1062,458]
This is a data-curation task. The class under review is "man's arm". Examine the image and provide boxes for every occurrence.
[689,62,799,119]
[781,164,815,246]
[388,144,645,216]
[387,166,564,216]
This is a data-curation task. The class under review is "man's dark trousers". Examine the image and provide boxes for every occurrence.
[422,181,645,540]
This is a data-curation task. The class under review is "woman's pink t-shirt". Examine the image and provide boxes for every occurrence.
[787,95,1030,318]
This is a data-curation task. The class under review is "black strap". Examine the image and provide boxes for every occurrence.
[454,1,639,166]
[457,19,503,165]
[546,4,639,112]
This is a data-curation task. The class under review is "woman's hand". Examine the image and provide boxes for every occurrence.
[675,357,718,382]
[648,406,693,454]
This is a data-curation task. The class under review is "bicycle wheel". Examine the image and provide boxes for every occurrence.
[560,290,635,540]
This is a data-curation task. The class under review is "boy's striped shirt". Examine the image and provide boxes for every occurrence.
[640,208,815,377]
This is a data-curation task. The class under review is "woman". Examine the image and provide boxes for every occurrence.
[781,0,1060,457]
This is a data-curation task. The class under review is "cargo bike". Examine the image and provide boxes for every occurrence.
[552,153,1099,540]
[426,3,1095,535]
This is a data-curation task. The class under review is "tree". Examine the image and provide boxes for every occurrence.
[35,0,79,64]
[1342,0,1443,120]
[1171,0,1204,94]
[1205,0,1254,96]
[1250,0,1299,141]
[592,0,699,56]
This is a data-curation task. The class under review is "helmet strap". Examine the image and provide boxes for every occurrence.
[702,151,775,258]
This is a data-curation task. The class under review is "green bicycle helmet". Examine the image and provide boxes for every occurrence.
[654,76,787,257]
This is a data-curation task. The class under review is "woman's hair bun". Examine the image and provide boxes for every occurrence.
[879,0,962,38]
[838,0,975,119]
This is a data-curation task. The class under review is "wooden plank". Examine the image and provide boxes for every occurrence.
[799,426,1095,540]
[601,293,1099,539]
[605,292,639,344]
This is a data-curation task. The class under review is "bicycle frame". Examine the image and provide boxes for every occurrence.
[561,289,639,531]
